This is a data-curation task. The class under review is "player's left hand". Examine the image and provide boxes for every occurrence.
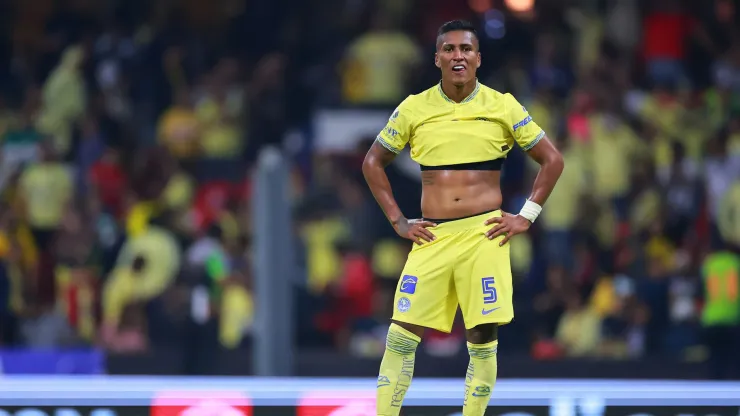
[484,211,531,246]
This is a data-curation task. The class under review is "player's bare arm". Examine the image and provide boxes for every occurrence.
[485,135,564,245]
[362,141,437,245]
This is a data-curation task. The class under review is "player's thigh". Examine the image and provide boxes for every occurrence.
[391,241,458,333]
[454,236,514,329]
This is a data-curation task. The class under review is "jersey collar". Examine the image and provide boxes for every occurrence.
[437,79,481,104]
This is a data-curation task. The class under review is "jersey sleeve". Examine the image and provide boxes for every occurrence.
[504,93,546,151]
[376,97,414,154]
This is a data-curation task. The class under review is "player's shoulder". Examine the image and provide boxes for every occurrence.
[477,83,516,103]
[405,84,439,104]
[394,85,439,114]
[476,83,525,116]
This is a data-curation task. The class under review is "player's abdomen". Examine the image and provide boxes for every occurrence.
[420,170,502,219]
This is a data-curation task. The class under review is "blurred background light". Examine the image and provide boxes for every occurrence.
[484,9,506,39]
[468,0,493,14]
[505,0,535,13]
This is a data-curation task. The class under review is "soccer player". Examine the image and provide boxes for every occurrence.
[362,20,564,416]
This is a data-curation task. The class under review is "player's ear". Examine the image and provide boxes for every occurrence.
[434,52,441,68]
[476,52,481,69]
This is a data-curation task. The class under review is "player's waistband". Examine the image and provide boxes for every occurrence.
[424,209,501,234]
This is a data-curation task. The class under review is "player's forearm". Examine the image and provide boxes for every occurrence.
[527,155,564,206]
[362,160,404,226]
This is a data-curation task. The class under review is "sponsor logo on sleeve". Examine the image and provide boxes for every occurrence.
[513,116,532,131]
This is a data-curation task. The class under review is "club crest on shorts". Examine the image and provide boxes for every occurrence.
[397,297,411,312]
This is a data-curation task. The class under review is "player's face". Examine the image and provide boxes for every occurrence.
[435,30,481,86]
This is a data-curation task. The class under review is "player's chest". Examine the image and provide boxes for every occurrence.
[411,110,510,145]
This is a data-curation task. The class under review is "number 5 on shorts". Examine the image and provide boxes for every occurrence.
[482,277,497,304]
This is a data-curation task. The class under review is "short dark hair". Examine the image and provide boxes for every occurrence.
[437,20,478,43]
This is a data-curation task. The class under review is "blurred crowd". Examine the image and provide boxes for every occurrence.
[0,0,740,378]
[0,0,274,357]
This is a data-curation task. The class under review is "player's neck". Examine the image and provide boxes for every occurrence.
[440,78,478,103]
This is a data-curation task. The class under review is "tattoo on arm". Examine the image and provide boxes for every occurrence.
[421,171,435,186]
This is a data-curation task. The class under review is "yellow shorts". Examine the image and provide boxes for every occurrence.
[391,210,514,333]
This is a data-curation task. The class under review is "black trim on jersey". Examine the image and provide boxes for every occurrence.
[424,209,500,224]
[419,158,504,171]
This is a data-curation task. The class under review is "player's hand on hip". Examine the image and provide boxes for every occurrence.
[484,211,531,246]
[395,218,437,245]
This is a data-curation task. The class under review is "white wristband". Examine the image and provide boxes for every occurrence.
[518,200,542,223]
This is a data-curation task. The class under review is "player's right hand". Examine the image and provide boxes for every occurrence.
[394,218,437,245]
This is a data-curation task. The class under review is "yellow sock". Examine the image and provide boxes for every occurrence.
[376,323,420,416]
[463,340,498,416]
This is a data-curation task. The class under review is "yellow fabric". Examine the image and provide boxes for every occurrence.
[377,323,420,416]
[391,211,513,333]
[590,277,618,317]
[639,95,685,139]
[196,98,243,157]
[528,99,553,139]
[463,340,498,416]
[652,135,673,171]
[0,232,9,258]
[630,189,661,233]
[718,180,740,246]
[646,235,676,270]
[218,211,240,244]
[589,115,640,200]
[556,308,601,356]
[113,226,181,300]
[15,223,38,272]
[509,232,532,276]
[219,285,254,348]
[125,201,158,238]
[372,239,407,279]
[36,46,86,154]
[19,163,73,228]
[342,32,421,105]
[102,267,137,327]
[161,172,194,211]
[594,204,617,248]
[104,227,181,328]
[680,128,708,162]
[302,217,348,294]
[0,226,36,313]
[576,16,603,75]
[7,262,24,314]
[157,107,201,158]
[541,148,586,229]
[376,81,546,165]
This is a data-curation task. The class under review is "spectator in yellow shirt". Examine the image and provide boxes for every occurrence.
[35,46,86,156]
[341,11,421,105]
[18,143,73,251]
[556,292,602,357]
[157,89,202,159]
[101,255,149,352]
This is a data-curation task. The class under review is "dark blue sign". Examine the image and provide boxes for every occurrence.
[0,349,104,375]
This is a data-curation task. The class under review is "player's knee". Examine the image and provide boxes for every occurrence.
[466,323,498,344]
[385,322,422,355]
[391,320,425,339]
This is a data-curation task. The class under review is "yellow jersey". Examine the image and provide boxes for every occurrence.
[376,80,545,169]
